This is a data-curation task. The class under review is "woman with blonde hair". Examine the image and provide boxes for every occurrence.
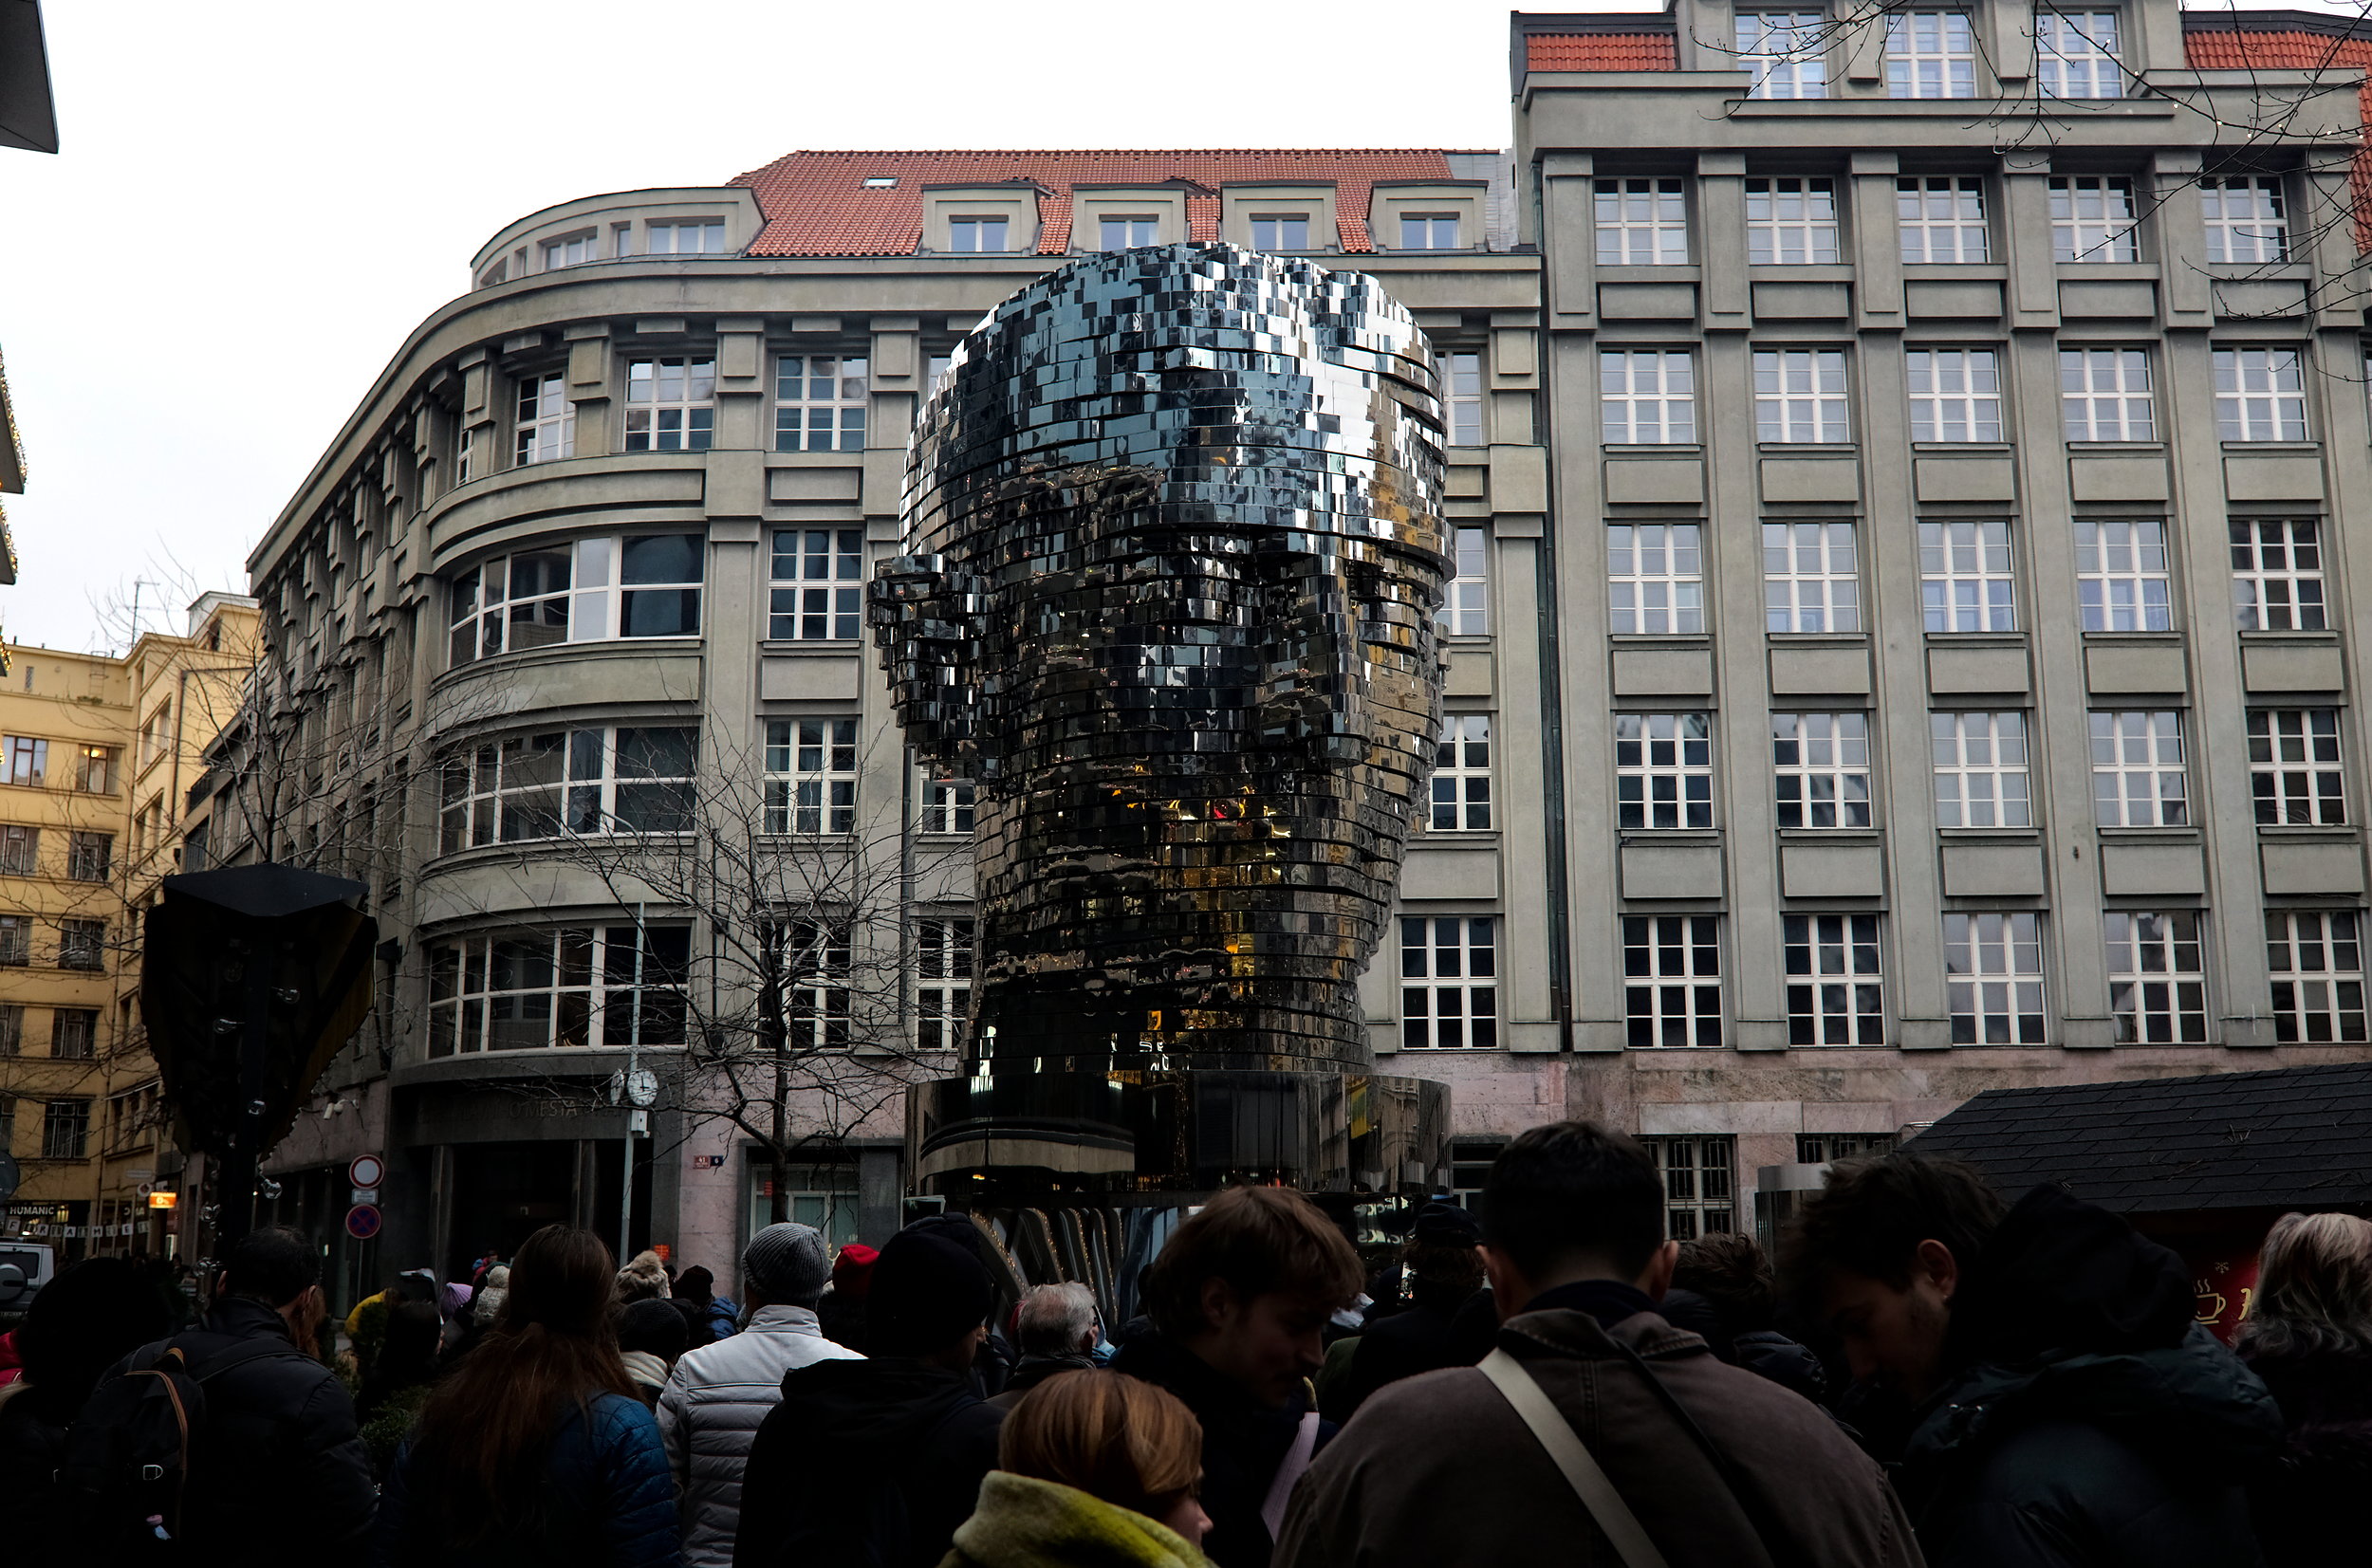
[2235,1209,2372,1563]
[941,1369,1214,1568]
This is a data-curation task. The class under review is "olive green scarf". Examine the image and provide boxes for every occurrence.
[941,1472,1214,1568]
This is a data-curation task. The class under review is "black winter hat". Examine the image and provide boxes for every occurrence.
[869,1215,993,1355]
[1412,1201,1483,1247]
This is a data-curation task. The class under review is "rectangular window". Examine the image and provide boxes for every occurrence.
[646,219,727,254]
[1906,348,2001,441]
[0,916,26,965]
[1437,526,1489,636]
[2074,520,2172,631]
[1785,913,1884,1044]
[1763,522,1861,634]
[623,357,716,452]
[1745,178,1841,265]
[1933,711,2031,827]
[917,917,973,1051]
[1641,1135,1736,1238]
[2215,348,2307,441]
[769,527,864,640]
[0,825,36,875]
[1626,917,1723,1048]
[0,1005,16,1056]
[2104,911,2209,1043]
[542,231,596,269]
[2050,175,2139,262]
[1797,1133,1897,1162]
[1399,916,1498,1049]
[1601,350,1696,444]
[2061,348,2155,440]
[1431,715,1492,831]
[765,717,858,834]
[436,726,697,851]
[448,533,704,665]
[1898,175,1989,264]
[58,918,104,971]
[43,1099,88,1160]
[1249,214,1309,250]
[1946,911,2047,1043]
[1399,213,1461,249]
[922,777,975,835]
[74,746,113,794]
[1616,713,1714,829]
[776,920,854,1052]
[455,424,478,484]
[2250,709,2346,825]
[65,832,110,883]
[1886,11,1975,98]
[513,371,574,467]
[1737,10,1827,99]
[1441,351,1483,447]
[2231,519,2326,631]
[1595,178,1689,266]
[426,924,691,1055]
[947,216,1009,252]
[2037,9,2123,99]
[1753,349,1850,442]
[1919,521,2017,631]
[1100,215,1158,249]
[2268,911,2367,1042]
[1608,525,1704,635]
[773,355,868,452]
[5,736,46,786]
[2090,709,2189,827]
[50,1007,96,1061]
[1771,711,1873,828]
[2200,176,2288,264]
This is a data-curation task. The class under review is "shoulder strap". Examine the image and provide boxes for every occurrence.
[1478,1349,1671,1568]
[1257,1409,1323,1542]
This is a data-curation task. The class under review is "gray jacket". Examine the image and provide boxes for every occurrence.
[658,1301,863,1566]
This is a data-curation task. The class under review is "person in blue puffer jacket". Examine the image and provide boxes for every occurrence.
[374,1224,679,1568]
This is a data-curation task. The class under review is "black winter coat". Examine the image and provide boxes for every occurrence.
[1899,1187,2283,1568]
[2240,1341,2372,1565]
[1335,1284,1484,1419]
[0,1378,78,1556]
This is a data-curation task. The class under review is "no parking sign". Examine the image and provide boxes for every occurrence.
[344,1204,382,1241]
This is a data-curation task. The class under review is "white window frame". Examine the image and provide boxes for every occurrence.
[65,831,110,884]
[1595,177,1689,266]
[1399,916,1499,1049]
[1399,212,1462,250]
[2250,708,2346,825]
[946,216,1009,253]
[514,371,575,467]
[916,916,973,1052]
[428,924,690,1055]
[1736,10,1828,99]
[0,823,36,875]
[1249,213,1310,250]
[774,354,869,452]
[2231,518,2326,631]
[1616,712,1715,829]
[1886,10,1975,98]
[1785,913,1884,1045]
[1771,711,1874,829]
[1906,348,2002,441]
[765,717,858,835]
[448,534,705,666]
[2051,175,2139,263]
[1601,350,1696,444]
[42,1098,88,1160]
[2200,176,2288,264]
[50,1007,96,1061]
[437,725,698,851]
[2215,347,2308,441]
[1100,215,1158,250]
[1641,1135,1738,1238]
[1608,525,1705,635]
[1932,711,2032,828]
[2037,9,2124,99]
[2104,911,2209,1043]
[623,356,716,452]
[1624,916,1723,1049]
[1441,351,1484,447]
[0,915,24,965]
[542,231,596,270]
[646,219,727,255]
[1431,715,1493,832]
[2089,709,2190,827]
[921,777,975,835]
[1753,349,1850,442]
[775,919,855,1052]
[1438,526,1490,636]
[2074,520,2172,632]
[1897,175,1989,264]
[1745,177,1841,265]
[1763,522,1861,634]
[2267,911,2367,1043]
[2061,348,2155,440]
[58,917,106,972]
[769,527,865,641]
[1918,521,2017,631]
[1945,911,2047,1044]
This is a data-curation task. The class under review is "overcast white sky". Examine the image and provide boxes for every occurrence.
[1,0,2362,653]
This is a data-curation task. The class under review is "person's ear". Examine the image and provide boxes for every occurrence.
[1640,1239,1680,1301]
[1915,1239,1959,1301]
[1197,1276,1236,1335]
[1480,1245,1525,1319]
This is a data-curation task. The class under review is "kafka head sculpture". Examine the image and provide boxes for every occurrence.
[872,243,1448,1074]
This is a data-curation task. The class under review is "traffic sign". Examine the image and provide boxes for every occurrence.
[344,1203,382,1241]
[347,1154,386,1190]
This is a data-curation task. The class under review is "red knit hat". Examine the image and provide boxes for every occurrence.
[832,1243,880,1301]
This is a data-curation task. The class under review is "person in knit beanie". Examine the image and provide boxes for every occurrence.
[615,1249,670,1304]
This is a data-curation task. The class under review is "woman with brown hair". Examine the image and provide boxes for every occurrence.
[2236,1210,2372,1564]
[371,1225,679,1567]
[942,1369,1214,1568]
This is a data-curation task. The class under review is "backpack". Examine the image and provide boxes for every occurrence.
[57,1334,308,1559]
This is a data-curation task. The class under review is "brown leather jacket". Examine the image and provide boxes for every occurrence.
[1272,1304,1925,1568]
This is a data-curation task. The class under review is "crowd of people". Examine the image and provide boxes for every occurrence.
[1,1119,2368,1565]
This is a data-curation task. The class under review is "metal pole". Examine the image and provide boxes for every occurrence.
[621,903,645,1264]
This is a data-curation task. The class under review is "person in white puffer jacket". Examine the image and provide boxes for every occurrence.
[658,1222,862,1565]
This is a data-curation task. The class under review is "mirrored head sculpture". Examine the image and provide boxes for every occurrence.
[873,243,1449,1075]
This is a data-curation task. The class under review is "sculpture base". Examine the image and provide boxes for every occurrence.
[907,1068,1451,1201]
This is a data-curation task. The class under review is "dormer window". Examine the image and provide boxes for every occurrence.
[1251,214,1310,250]
[648,219,727,254]
[948,216,1010,252]
[1400,213,1462,250]
[543,231,597,270]
[1101,215,1158,250]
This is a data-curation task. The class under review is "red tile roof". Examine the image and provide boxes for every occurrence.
[730,150,1482,257]
[1525,32,1678,72]
[2184,27,2372,249]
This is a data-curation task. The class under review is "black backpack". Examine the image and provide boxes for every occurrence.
[57,1334,308,1559]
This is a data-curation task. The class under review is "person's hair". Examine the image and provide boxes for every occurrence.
[618,1297,691,1362]
[1482,1122,1665,1280]
[1142,1187,1362,1340]
[1784,1153,2006,1300]
[672,1264,715,1304]
[2237,1211,2372,1358]
[377,1301,443,1383]
[1000,1371,1201,1521]
[1403,1240,1487,1295]
[1015,1282,1099,1356]
[219,1225,322,1307]
[615,1249,669,1304]
[1674,1231,1778,1337]
[13,1256,175,1409]
[405,1226,635,1541]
